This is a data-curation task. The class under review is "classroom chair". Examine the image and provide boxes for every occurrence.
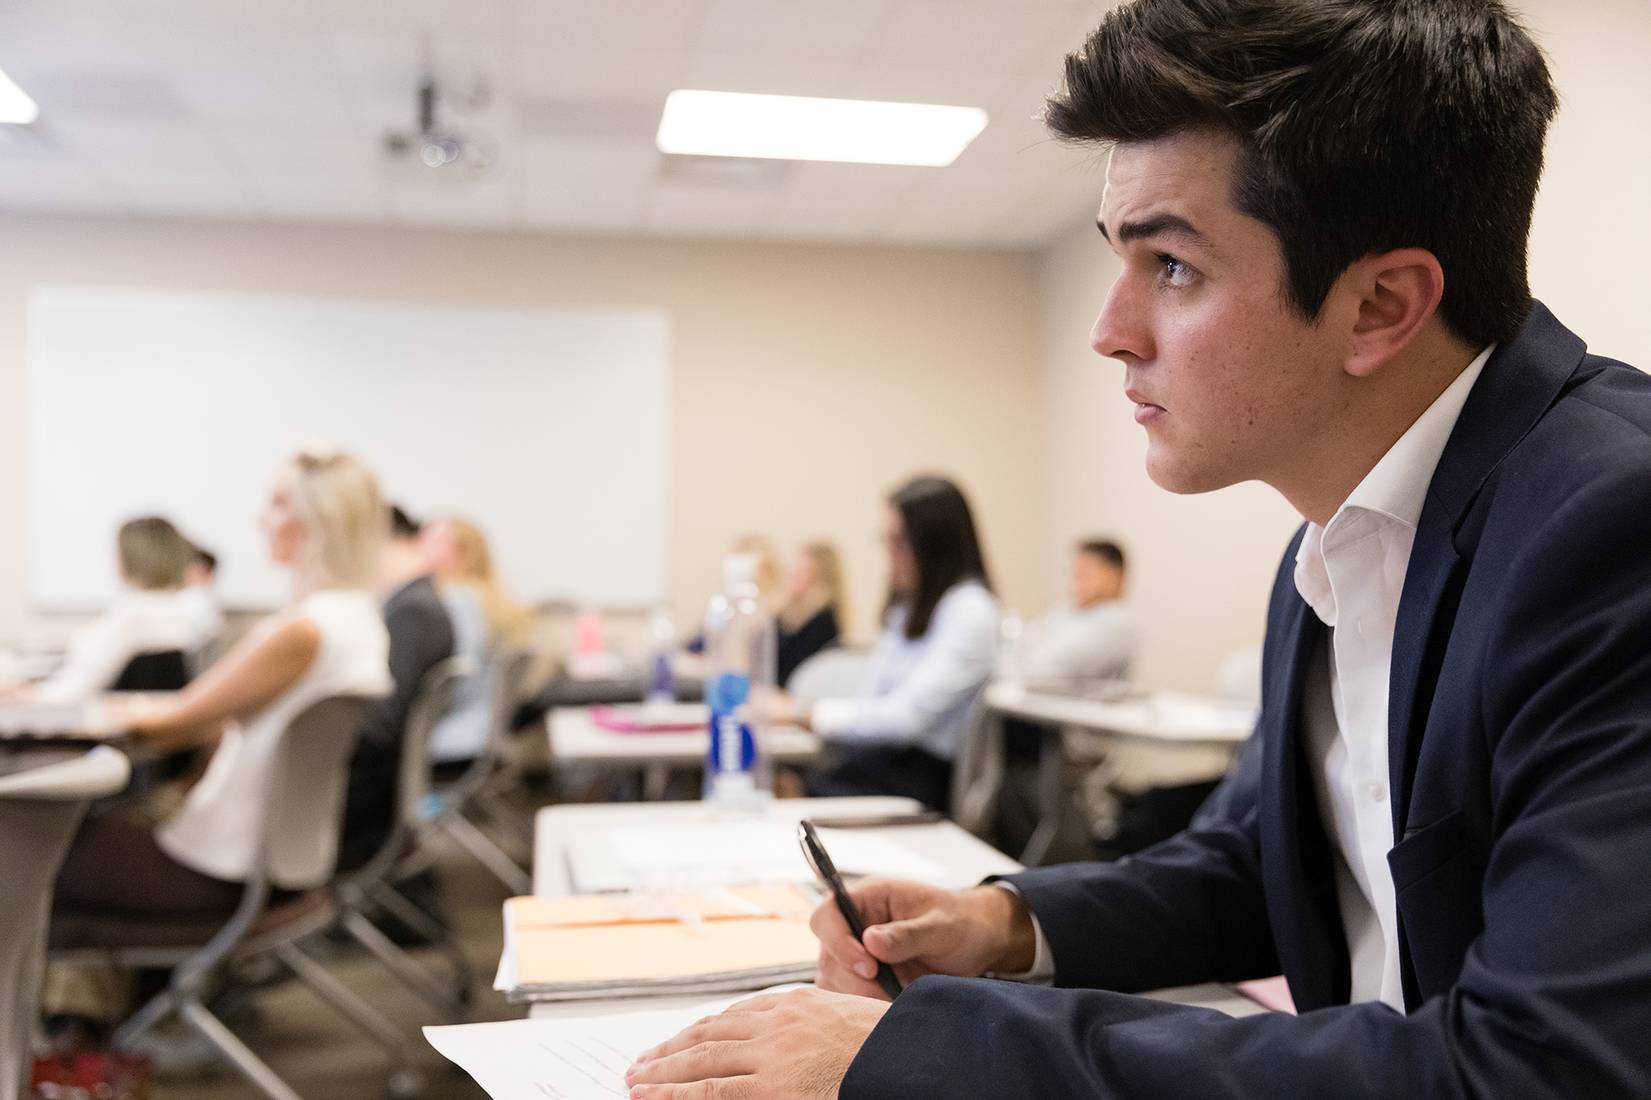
[411,648,540,894]
[0,745,131,1100]
[323,656,475,1022]
[49,695,427,1100]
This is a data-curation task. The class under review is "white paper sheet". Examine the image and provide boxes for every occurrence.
[427,991,787,1099]
[568,821,949,893]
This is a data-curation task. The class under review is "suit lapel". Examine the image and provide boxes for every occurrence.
[1262,575,1349,1010]
[1385,302,1586,834]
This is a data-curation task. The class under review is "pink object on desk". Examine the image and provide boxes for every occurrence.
[574,610,605,657]
[1234,975,1297,1014]
[590,705,707,733]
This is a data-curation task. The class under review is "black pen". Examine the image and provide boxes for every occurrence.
[797,819,903,999]
[803,810,946,829]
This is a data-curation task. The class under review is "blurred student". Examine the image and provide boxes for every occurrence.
[776,540,845,688]
[421,516,530,764]
[784,476,999,810]
[336,504,455,873]
[1020,539,1136,683]
[32,517,199,702]
[52,449,391,927]
[175,543,226,656]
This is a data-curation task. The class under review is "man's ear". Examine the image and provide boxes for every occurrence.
[1341,248,1445,379]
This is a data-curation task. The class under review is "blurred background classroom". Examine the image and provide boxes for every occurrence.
[0,1,1647,1098]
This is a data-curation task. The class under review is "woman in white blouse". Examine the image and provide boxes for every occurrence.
[52,448,392,925]
[31,517,201,703]
[784,476,1000,811]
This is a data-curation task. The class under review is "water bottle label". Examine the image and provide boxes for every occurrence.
[710,713,756,773]
[707,671,754,775]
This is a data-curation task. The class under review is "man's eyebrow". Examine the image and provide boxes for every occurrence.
[1096,214,1211,248]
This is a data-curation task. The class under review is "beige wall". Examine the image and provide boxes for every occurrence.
[0,216,1046,646]
[1037,0,1651,693]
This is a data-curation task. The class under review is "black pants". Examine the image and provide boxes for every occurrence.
[54,812,245,922]
[806,745,954,812]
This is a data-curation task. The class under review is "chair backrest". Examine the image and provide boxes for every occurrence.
[485,648,539,752]
[259,694,374,889]
[949,689,999,836]
[110,649,191,693]
[786,647,873,706]
[0,746,130,1100]
[397,657,471,829]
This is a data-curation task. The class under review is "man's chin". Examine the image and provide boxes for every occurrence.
[1145,453,1239,496]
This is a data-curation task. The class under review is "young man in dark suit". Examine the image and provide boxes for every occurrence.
[624,1,1651,1097]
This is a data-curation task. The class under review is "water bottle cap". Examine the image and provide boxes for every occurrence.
[723,552,759,592]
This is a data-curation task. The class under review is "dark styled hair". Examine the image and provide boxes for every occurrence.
[1079,538,1126,573]
[889,476,992,640]
[191,545,218,574]
[1046,0,1558,347]
[388,504,420,541]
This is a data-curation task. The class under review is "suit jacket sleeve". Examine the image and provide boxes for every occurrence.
[842,470,1651,1099]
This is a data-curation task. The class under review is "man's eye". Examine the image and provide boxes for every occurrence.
[1157,254,1196,288]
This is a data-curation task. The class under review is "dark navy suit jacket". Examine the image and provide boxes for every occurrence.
[842,303,1651,1098]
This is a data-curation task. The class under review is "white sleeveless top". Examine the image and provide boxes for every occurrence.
[157,588,391,883]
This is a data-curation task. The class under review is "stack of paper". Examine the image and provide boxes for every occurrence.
[495,883,820,1003]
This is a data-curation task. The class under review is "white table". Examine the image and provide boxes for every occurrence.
[546,706,820,799]
[975,683,1255,866]
[525,797,1260,1022]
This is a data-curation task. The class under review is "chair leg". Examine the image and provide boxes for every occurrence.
[438,815,530,894]
[338,911,470,1022]
[364,885,476,1003]
[176,998,303,1100]
[273,943,411,1058]
[110,985,181,1051]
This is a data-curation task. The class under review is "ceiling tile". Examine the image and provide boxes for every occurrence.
[681,51,856,98]
[645,181,781,237]
[696,0,895,58]
[517,139,654,229]
[515,0,709,53]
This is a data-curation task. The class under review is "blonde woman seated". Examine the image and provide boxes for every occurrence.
[776,540,846,688]
[420,516,530,764]
[30,517,202,702]
[52,449,392,927]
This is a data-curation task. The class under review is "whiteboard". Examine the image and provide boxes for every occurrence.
[27,286,671,611]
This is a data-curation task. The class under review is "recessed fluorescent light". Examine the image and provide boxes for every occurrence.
[657,90,987,167]
[0,66,39,125]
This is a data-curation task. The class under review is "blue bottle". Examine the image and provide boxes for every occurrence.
[702,553,775,806]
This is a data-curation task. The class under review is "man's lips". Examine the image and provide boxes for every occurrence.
[1126,388,1165,424]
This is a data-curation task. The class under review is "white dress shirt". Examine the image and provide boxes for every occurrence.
[35,588,201,703]
[1004,345,1494,993]
[1293,344,1492,1010]
[1021,601,1137,683]
[811,580,999,761]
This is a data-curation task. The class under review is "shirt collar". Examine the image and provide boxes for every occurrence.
[1294,344,1494,624]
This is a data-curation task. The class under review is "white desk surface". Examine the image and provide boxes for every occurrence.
[547,706,820,767]
[526,798,1260,1022]
[532,796,1016,895]
[987,682,1256,745]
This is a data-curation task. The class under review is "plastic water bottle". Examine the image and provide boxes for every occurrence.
[645,606,676,704]
[702,553,776,807]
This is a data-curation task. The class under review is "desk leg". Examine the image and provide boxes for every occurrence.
[1018,723,1068,867]
[643,764,671,801]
